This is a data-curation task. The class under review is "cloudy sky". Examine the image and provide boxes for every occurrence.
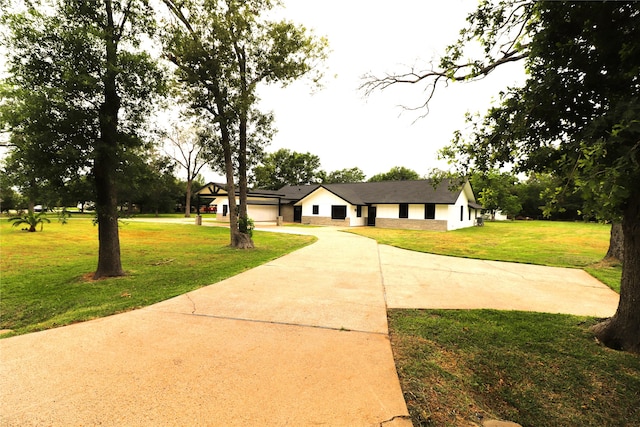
[250,0,527,181]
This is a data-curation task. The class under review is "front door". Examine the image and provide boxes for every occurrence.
[293,206,302,223]
[367,206,376,226]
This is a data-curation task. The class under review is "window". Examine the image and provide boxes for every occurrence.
[312,205,319,215]
[399,203,409,219]
[331,205,347,220]
[460,205,464,221]
[356,205,362,218]
[468,207,472,221]
[424,203,435,219]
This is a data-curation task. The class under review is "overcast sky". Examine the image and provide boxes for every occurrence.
[249,0,527,182]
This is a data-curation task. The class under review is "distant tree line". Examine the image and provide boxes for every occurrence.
[1,134,591,222]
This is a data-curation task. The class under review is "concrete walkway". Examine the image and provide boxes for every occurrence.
[0,224,619,426]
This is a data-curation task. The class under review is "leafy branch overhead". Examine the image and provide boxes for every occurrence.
[360,0,532,113]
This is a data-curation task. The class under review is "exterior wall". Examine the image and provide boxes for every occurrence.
[369,203,450,230]
[280,204,294,222]
[375,204,399,219]
[298,188,363,226]
[435,205,449,220]
[446,192,476,230]
[376,203,446,220]
[350,205,367,226]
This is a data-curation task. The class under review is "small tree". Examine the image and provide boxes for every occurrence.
[9,211,50,232]
[470,170,521,219]
[163,124,209,217]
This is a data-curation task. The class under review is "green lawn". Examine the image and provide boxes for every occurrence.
[347,220,622,291]
[0,218,315,336]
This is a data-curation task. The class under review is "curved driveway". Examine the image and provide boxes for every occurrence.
[0,223,619,426]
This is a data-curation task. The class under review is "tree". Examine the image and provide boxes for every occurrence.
[513,173,552,219]
[323,167,366,184]
[365,1,640,352]
[368,166,420,182]
[0,174,21,213]
[117,148,181,215]
[161,0,327,248]
[1,1,166,279]
[253,148,324,190]
[469,170,521,219]
[163,124,210,217]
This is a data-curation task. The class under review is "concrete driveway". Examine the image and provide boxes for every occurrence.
[0,224,619,426]
[379,244,619,317]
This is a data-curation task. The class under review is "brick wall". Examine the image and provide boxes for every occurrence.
[375,218,447,231]
[301,216,350,227]
[280,205,294,222]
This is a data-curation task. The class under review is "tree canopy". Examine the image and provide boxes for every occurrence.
[469,170,521,219]
[368,166,420,182]
[253,148,324,190]
[323,167,366,184]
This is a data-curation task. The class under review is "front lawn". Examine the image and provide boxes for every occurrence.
[0,218,315,336]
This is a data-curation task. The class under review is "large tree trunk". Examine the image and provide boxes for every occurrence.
[234,45,254,249]
[93,1,124,280]
[184,178,192,218]
[605,222,624,261]
[592,196,640,353]
[218,119,240,247]
[236,107,254,249]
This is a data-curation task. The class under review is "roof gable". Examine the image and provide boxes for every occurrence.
[195,182,284,199]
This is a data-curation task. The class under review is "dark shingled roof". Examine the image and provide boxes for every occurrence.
[197,180,476,207]
[277,184,321,203]
[281,179,470,205]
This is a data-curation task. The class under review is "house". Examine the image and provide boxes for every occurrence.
[195,179,481,231]
[285,179,481,231]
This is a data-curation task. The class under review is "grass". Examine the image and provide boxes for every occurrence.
[390,309,640,426]
[0,218,315,336]
[347,220,622,291]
